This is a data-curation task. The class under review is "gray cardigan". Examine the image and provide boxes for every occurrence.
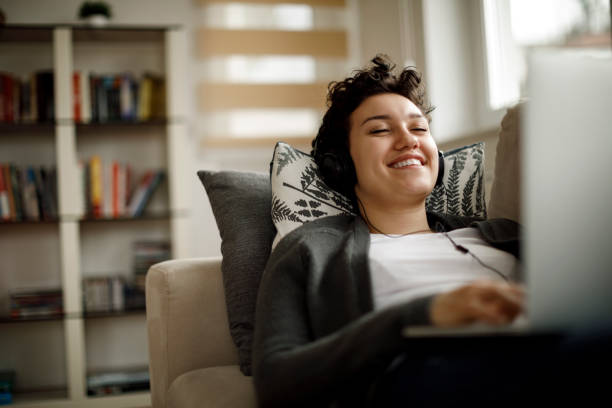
[252,213,520,407]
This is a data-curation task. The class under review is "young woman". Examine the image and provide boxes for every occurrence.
[252,56,608,407]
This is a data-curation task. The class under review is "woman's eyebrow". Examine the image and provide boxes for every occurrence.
[360,113,423,126]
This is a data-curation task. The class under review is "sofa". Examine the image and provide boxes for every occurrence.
[146,257,256,407]
[146,106,521,408]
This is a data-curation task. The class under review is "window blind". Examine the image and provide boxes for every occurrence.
[196,0,352,147]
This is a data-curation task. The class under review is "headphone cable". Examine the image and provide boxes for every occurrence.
[357,196,509,282]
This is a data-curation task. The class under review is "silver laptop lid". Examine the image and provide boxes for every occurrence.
[524,50,612,331]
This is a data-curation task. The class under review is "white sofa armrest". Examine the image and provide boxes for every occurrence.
[146,257,239,408]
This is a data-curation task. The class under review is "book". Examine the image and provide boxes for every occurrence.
[22,167,40,220]
[0,164,9,220]
[112,161,129,218]
[137,75,152,121]
[1,73,14,123]
[127,170,164,217]
[80,70,91,123]
[90,156,103,218]
[9,165,23,221]
[35,70,54,123]
[87,368,149,396]
[90,74,98,123]
[0,370,15,404]
[29,72,38,122]
[20,77,32,122]
[102,161,113,218]
[83,276,125,312]
[3,164,16,221]
[9,288,63,318]
[40,167,58,220]
[73,71,81,122]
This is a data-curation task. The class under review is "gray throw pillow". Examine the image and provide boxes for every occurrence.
[198,170,276,376]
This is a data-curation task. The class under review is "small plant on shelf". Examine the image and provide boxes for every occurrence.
[78,1,112,26]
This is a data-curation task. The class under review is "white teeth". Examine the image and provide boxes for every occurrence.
[392,158,422,168]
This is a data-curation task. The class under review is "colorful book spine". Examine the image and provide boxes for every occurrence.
[22,167,40,220]
[9,165,23,221]
[0,164,10,220]
[90,156,103,218]
[3,164,16,221]
[73,71,81,122]
[80,70,91,123]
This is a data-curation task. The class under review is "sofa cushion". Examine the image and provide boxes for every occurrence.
[270,141,487,245]
[488,104,521,222]
[198,170,276,376]
[167,365,256,408]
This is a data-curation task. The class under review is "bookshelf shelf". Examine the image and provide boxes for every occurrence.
[79,213,171,223]
[0,122,56,134]
[75,119,169,130]
[0,219,60,225]
[0,308,146,324]
[83,308,146,319]
[0,24,190,408]
[0,25,54,42]
[0,313,66,324]
[11,387,68,405]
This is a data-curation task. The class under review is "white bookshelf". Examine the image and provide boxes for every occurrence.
[0,24,190,407]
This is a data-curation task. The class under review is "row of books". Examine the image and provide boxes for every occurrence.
[0,163,58,222]
[87,368,149,396]
[83,276,145,313]
[8,278,148,318]
[9,288,62,318]
[81,157,165,219]
[0,70,166,124]
[0,160,165,222]
[0,371,15,405]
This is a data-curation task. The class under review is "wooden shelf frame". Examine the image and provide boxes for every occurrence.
[1,24,190,408]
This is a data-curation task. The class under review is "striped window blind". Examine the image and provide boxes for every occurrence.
[196,0,356,147]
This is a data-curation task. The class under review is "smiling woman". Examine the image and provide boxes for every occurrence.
[348,93,439,224]
[250,55,611,408]
[251,56,527,407]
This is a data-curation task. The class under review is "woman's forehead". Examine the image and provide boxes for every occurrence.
[351,93,423,123]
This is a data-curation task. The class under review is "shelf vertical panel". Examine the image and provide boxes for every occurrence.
[167,122,190,259]
[54,28,82,219]
[166,29,191,259]
[59,221,86,401]
[53,27,73,121]
[55,27,87,402]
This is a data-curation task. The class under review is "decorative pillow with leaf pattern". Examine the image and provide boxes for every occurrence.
[270,141,486,246]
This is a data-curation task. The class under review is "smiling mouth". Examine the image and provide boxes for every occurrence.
[390,158,423,169]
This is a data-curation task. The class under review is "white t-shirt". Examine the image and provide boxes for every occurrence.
[369,227,520,310]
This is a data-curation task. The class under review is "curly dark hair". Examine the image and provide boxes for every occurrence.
[311,55,434,203]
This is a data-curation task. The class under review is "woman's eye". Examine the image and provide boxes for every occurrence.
[412,128,427,133]
[369,128,389,134]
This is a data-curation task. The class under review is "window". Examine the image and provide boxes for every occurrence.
[195,0,354,146]
[482,0,611,110]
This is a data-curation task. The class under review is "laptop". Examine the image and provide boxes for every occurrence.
[403,49,612,338]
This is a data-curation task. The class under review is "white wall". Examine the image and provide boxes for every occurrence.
[422,0,505,143]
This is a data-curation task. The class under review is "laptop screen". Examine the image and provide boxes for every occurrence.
[523,50,612,331]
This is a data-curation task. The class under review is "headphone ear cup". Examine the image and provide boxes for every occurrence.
[320,151,356,197]
[436,150,445,187]
[321,152,344,189]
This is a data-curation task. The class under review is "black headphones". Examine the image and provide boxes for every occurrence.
[318,148,445,198]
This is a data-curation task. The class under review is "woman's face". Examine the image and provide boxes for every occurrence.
[348,93,438,207]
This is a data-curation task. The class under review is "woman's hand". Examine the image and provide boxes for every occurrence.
[430,280,525,327]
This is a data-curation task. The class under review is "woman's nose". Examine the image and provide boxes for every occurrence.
[394,126,419,150]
